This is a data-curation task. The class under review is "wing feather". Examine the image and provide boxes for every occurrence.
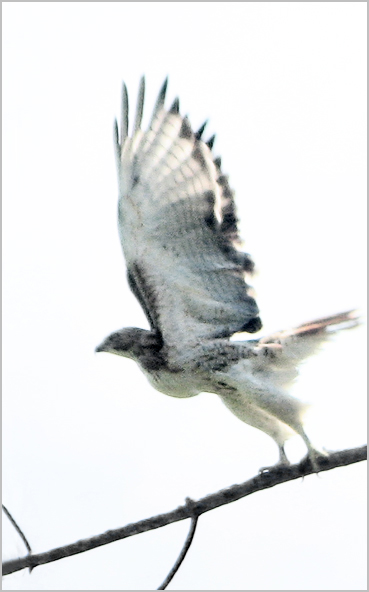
[120,82,129,144]
[149,77,168,124]
[133,76,145,133]
[116,79,261,355]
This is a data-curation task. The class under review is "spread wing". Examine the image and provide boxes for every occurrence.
[115,77,261,354]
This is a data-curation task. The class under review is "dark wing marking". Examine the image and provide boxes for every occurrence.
[127,263,162,337]
[206,134,216,149]
[195,120,208,140]
[115,78,261,354]
[213,158,254,272]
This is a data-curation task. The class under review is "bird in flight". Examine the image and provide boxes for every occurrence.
[96,77,358,470]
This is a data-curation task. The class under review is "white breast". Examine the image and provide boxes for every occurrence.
[141,366,202,399]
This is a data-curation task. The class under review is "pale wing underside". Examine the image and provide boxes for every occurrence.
[115,78,261,353]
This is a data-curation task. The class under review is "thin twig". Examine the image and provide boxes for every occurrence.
[2,445,366,576]
[157,499,198,590]
[2,504,32,554]
[2,504,33,574]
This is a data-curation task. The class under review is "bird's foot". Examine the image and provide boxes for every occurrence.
[299,448,330,474]
[259,444,292,474]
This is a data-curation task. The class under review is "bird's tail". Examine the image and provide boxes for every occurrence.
[260,309,360,343]
[251,309,361,389]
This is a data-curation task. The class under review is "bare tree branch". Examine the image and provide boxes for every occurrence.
[157,499,198,590]
[3,445,366,577]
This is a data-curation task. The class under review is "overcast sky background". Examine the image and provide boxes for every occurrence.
[3,3,366,590]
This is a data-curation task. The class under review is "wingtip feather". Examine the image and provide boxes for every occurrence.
[170,97,180,114]
[195,120,208,140]
[133,76,145,133]
[113,118,120,152]
[121,82,129,143]
[151,78,168,123]
[206,134,216,149]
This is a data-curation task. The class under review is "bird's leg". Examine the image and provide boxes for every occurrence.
[278,444,290,466]
[259,443,291,473]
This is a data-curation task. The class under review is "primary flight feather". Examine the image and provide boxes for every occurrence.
[96,77,359,470]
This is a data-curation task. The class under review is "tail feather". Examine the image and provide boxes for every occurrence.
[259,310,360,344]
[252,310,361,389]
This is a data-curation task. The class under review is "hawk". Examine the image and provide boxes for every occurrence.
[96,78,358,470]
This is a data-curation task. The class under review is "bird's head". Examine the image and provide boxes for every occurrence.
[95,327,163,363]
[95,327,144,359]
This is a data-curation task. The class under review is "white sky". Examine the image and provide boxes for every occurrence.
[3,2,366,590]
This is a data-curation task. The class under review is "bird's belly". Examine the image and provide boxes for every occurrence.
[143,369,201,399]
